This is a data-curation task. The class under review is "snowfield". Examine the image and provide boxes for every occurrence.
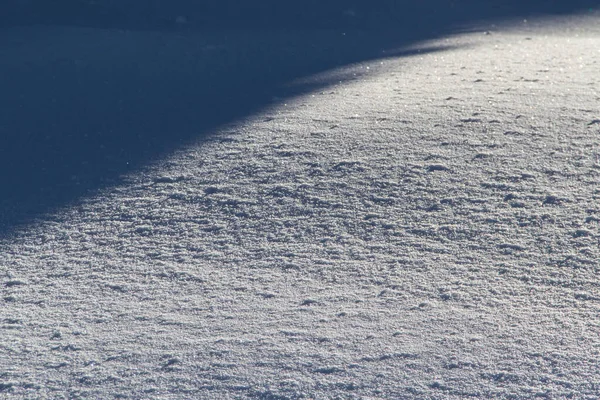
[1,10,600,399]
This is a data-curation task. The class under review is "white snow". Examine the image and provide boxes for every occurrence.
[1,11,599,399]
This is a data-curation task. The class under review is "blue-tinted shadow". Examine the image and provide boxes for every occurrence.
[0,0,597,235]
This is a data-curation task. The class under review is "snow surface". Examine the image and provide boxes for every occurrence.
[1,11,600,400]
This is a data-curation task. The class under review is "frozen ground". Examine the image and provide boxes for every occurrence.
[1,11,600,400]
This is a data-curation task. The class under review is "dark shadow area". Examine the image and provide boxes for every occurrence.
[2,1,599,31]
[0,0,597,236]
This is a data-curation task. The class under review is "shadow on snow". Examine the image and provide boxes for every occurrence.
[0,0,596,236]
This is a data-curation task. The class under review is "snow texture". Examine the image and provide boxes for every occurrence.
[1,10,600,400]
